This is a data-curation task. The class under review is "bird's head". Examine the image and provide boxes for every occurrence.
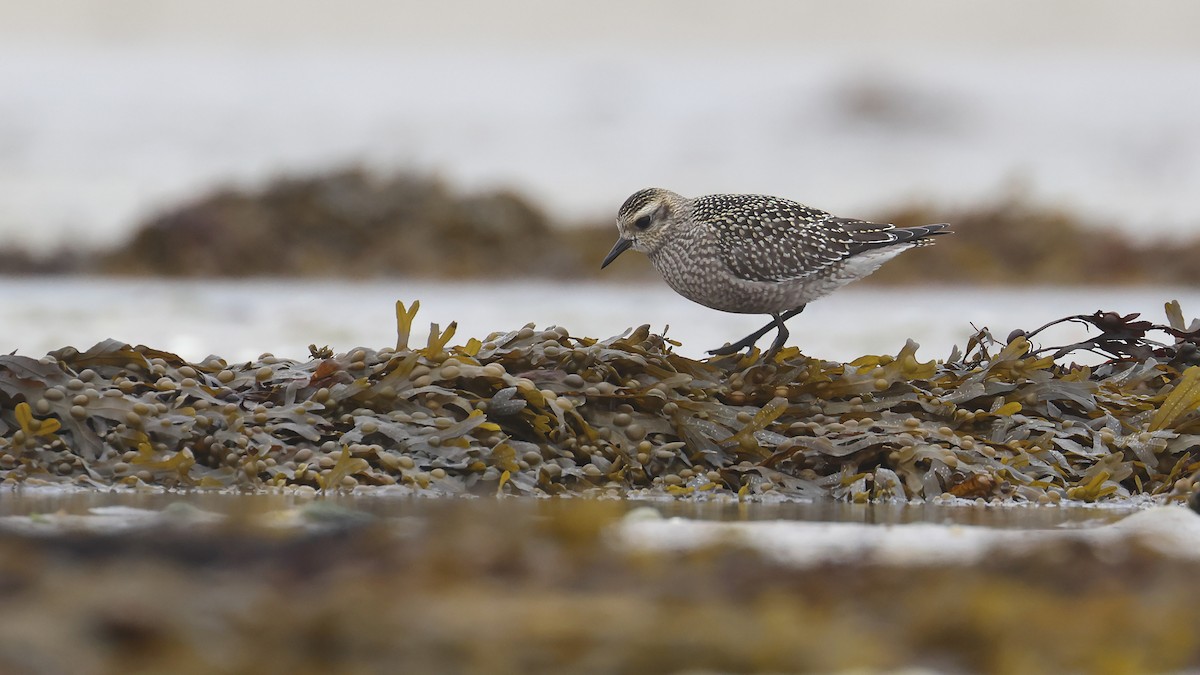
[601,188,690,268]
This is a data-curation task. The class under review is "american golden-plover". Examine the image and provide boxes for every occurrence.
[601,188,949,357]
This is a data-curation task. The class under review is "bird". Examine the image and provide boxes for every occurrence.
[600,188,949,357]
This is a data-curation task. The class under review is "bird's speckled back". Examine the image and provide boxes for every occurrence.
[690,194,853,283]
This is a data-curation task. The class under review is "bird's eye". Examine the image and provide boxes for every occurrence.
[634,214,653,230]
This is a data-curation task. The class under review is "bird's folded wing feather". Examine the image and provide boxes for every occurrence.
[708,199,856,283]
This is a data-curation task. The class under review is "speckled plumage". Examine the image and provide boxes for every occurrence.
[602,187,949,355]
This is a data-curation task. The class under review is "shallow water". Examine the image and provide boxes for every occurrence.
[3,277,1197,364]
[0,487,1141,531]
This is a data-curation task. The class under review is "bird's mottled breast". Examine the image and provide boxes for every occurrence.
[648,219,796,314]
[647,225,728,307]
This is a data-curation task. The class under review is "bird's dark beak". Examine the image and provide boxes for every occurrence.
[601,237,634,269]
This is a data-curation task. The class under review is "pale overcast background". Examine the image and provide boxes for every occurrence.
[2,0,1200,253]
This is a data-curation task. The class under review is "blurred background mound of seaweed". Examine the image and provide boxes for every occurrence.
[98,170,588,278]
[2,165,1198,284]
[87,171,1200,283]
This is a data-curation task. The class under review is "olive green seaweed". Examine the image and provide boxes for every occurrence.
[1149,366,1200,432]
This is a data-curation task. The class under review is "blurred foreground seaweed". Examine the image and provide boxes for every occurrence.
[4,500,1200,674]
[3,300,1200,503]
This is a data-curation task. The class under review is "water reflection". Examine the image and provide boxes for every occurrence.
[0,488,1140,530]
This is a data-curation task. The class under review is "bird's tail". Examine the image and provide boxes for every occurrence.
[838,219,951,255]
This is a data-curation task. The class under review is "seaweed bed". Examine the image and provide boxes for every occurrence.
[3,299,1200,505]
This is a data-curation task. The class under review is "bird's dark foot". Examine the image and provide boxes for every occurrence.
[707,335,762,356]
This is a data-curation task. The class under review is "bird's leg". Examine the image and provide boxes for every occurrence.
[763,316,790,359]
[708,306,806,356]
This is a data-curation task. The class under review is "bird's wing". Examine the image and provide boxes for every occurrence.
[701,195,857,283]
